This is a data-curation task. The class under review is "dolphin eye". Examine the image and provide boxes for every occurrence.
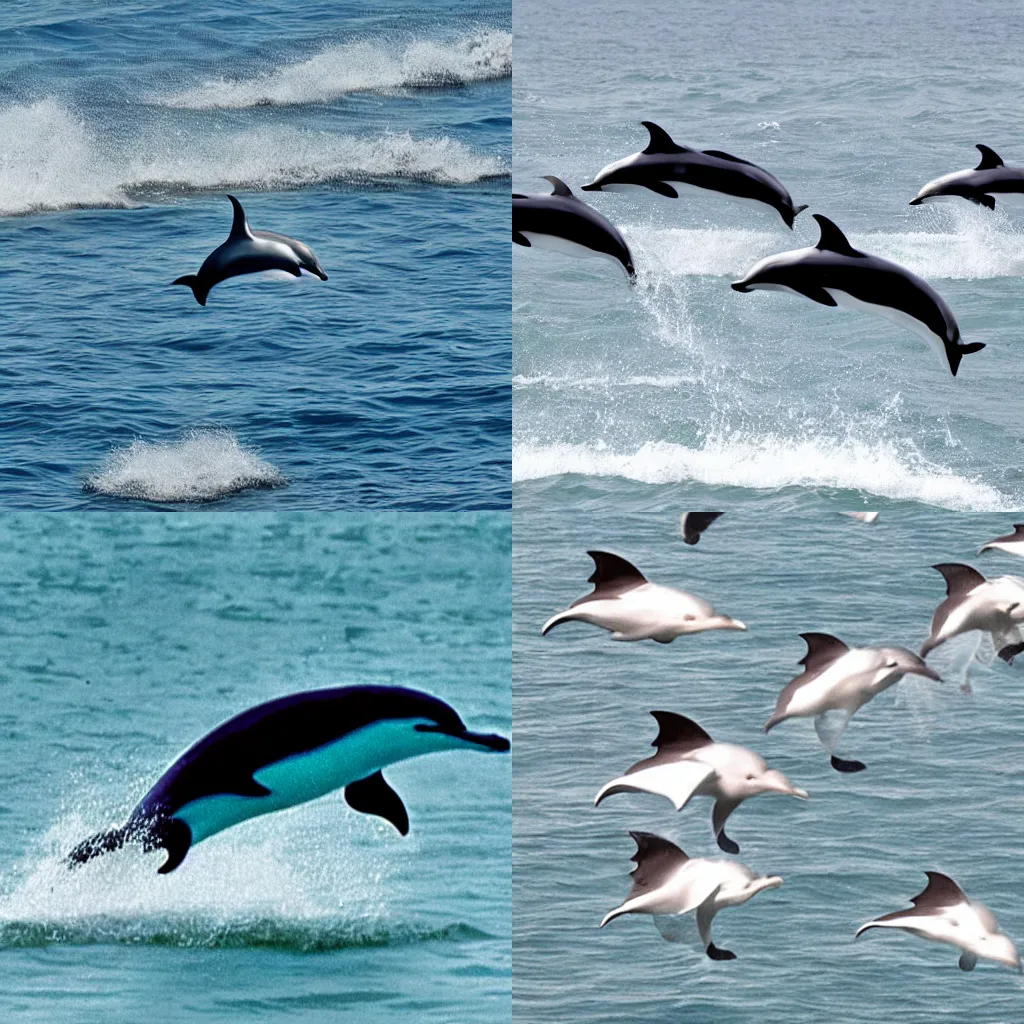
[746,773,756,780]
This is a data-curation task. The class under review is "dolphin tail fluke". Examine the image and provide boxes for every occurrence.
[947,341,985,377]
[172,275,208,306]
[785,203,809,228]
[66,825,130,869]
[150,817,193,874]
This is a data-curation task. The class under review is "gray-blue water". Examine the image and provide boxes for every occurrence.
[514,0,1024,515]
[0,1,510,509]
[0,512,510,1022]
[513,508,1024,1022]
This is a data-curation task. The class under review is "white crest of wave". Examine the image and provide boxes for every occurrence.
[159,29,512,109]
[0,98,504,215]
[512,435,1015,511]
[83,429,287,503]
[629,204,1024,281]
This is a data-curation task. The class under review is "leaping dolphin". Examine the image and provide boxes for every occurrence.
[680,511,723,545]
[594,711,808,854]
[978,524,1024,560]
[921,563,1024,663]
[581,121,807,228]
[765,633,940,772]
[910,145,1024,210]
[599,831,782,961]
[67,685,509,874]
[731,214,985,376]
[173,194,328,306]
[512,176,636,280]
[541,551,746,643]
[856,871,1021,972]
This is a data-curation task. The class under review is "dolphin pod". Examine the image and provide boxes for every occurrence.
[67,685,509,874]
[174,194,328,306]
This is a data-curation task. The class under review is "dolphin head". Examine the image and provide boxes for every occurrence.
[730,252,801,294]
[982,931,1023,972]
[751,874,784,897]
[751,767,809,800]
[878,646,942,682]
[703,614,746,632]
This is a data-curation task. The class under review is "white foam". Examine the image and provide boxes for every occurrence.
[0,99,505,216]
[628,204,1024,281]
[158,30,512,109]
[83,429,287,503]
[511,435,1017,511]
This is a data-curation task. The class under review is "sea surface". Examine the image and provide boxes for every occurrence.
[0,0,510,509]
[0,513,511,1023]
[514,0,1024,515]
[513,508,1024,1023]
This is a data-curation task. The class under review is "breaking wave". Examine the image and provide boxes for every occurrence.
[82,429,287,503]
[158,29,512,109]
[511,434,1017,511]
[0,98,506,216]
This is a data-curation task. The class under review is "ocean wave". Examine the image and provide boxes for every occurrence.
[0,99,506,216]
[158,29,512,109]
[511,435,1016,511]
[628,204,1024,281]
[82,429,287,503]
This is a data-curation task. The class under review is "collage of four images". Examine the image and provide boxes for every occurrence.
[4,0,1024,1022]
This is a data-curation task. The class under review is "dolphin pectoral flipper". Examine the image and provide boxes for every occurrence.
[645,181,679,199]
[792,284,838,307]
[959,950,978,971]
[151,817,193,875]
[345,771,410,836]
[513,231,531,247]
[966,192,996,210]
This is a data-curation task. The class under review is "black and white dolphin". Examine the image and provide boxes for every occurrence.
[512,176,635,280]
[978,524,1024,560]
[731,214,984,376]
[910,145,1024,210]
[856,871,1021,972]
[600,831,783,961]
[67,685,509,874]
[581,121,807,228]
[594,711,808,854]
[173,194,328,306]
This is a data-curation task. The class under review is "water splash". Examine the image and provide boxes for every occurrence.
[158,30,513,109]
[0,99,506,216]
[83,429,287,503]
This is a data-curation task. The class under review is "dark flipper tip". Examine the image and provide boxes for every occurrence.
[707,943,737,961]
[716,831,740,855]
[830,755,867,773]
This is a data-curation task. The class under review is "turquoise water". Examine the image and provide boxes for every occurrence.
[0,1,510,509]
[0,513,510,1022]
[513,508,1024,1022]
[514,0,1024,514]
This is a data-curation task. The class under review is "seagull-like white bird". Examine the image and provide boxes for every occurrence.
[594,712,807,853]
[600,831,782,960]
[978,525,1024,560]
[857,871,1021,972]
[921,563,1024,664]
[765,633,940,772]
[541,551,745,643]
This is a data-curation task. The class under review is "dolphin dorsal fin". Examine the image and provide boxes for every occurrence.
[975,144,1004,170]
[626,831,688,899]
[812,214,865,258]
[910,871,967,910]
[798,632,850,673]
[641,121,688,155]
[649,711,713,756]
[932,563,986,599]
[227,194,254,240]
[542,175,575,198]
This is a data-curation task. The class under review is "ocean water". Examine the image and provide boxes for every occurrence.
[513,508,1024,1023]
[0,513,511,1023]
[0,1,510,509]
[513,0,1024,515]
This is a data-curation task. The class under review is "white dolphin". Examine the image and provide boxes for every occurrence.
[978,525,1024,561]
[594,711,807,853]
[541,551,745,643]
[600,831,782,960]
[765,633,940,772]
[921,563,1024,665]
[857,871,1021,972]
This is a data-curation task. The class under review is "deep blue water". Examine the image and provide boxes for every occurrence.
[0,0,510,509]
[514,508,1024,1023]
[0,512,510,1022]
